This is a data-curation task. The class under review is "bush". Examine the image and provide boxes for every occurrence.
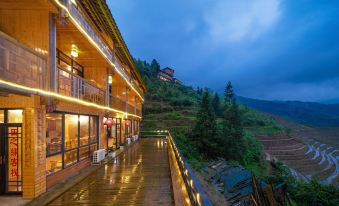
[268,161,339,206]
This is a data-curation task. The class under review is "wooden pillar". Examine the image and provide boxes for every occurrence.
[22,99,46,199]
[49,13,57,92]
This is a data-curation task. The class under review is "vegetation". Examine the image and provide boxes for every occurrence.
[269,161,339,206]
[136,58,339,205]
[192,91,219,158]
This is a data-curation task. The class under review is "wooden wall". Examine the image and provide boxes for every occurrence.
[0,94,47,199]
[0,9,50,53]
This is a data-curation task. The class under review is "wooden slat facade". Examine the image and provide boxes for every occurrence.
[0,0,145,199]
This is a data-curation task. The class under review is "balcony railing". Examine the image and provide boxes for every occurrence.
[57,67,105,105]
[126,103,135,115]
[110,95,142,116]
[0,31,47,90]
[140,130,213,206]
[136,108,142,117]
[109,95,126,112]
[114,60,144,97]
[56,0,142,99]
[57,0,143,98]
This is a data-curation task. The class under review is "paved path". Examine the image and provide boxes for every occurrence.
[48,138,174,206]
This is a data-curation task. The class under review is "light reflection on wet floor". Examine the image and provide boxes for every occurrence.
[48,138,174,206]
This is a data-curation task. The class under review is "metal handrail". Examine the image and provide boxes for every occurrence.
[57,66,105,105]
[58,0,144,99]
[141,130,213,206]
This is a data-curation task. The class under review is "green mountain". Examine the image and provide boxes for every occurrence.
[237,96,339,127]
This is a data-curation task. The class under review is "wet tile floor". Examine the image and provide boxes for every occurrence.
[48,138,174,206]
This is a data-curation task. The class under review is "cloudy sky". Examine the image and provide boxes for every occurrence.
[108,0,339,103]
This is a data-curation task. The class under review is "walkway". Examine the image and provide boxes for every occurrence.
[48,138,174,206]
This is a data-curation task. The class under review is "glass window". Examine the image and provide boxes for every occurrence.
[46,114,62,155]
[111,123,117,139]
[79,116,89,146]
[8,110,23,123]
[64,114,78,150]
[125,120,132,138]
[117,121,121,144]
[90,116,97,143]
[90,143,98,157]
[46,154,62,175]
[79,146,89,160]
[64,149,78,167]
[0,110,4,123]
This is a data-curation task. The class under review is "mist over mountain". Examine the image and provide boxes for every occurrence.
[237,96,339,127]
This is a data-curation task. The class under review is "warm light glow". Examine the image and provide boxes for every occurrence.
[71,44,78,58]
[79,115,88,123]
[70,115,79,123]
[70,0,77,5]
[0,79,141,119]
[53,0,144,102]
[196,193,200,205]
[108,75,113,84]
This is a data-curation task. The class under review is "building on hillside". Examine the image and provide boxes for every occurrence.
[0,0,145,198]
[158,67,182,84]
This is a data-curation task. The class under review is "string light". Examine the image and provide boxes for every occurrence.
[53,0,144,102]
[0,79,141,119]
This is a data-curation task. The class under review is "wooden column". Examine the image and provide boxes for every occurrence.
[49,13,57,92]
[22,98,46,199]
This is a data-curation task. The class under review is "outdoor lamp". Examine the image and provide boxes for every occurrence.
[71,44,78,58]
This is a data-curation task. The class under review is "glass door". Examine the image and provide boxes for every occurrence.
[0,124,5,194]
[6,125,22,193]
[0,109,23,194]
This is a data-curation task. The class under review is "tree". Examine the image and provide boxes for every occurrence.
[222,81,244,161]
[150,59,160,77]
[212,93,221,116]
[224,81,235,107]
[192,90,219,158]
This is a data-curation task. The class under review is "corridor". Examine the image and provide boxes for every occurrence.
[48,138,174,206]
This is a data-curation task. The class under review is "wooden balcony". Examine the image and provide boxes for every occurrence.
[0,31,47,91]
[57,67,105,105]
[56,0,143,99]
[109,95,126,112]
[109,95,141,116]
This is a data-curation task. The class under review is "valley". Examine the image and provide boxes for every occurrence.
[258,116,339,186]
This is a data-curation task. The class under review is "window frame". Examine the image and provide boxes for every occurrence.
[46,112,99,176]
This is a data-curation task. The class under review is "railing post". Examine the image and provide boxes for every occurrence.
[49,13,57,92]
[106,67,110,107]
[134,95,137,115]
[125,87,128,114]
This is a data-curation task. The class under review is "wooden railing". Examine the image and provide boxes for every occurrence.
[136,108,142,116]
[140,130,213,206]
[0,31,47,90]
[113,60,143,97]
[57,67,105,105]
[57,0,143,99]
[110,95,142,116]
[109,95,126,112]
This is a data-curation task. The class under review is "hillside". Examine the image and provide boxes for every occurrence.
[238,96,339,127]
[136,59,339,205]
[136,59,284,172]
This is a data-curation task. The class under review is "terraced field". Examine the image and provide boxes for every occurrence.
[257,133,339,186]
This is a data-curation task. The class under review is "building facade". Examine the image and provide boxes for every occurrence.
[158,67,182,84]
[0,0,145,198]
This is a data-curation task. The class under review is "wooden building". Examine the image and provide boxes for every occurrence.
[0,0,145,199]
[158,67,182,84]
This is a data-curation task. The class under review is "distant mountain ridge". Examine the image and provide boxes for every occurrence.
[237,96,339,127]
